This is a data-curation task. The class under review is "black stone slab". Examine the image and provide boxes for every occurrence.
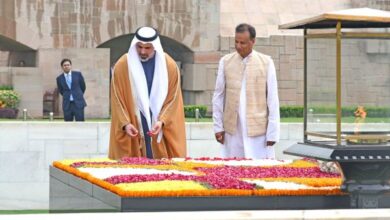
[50,166,358,212]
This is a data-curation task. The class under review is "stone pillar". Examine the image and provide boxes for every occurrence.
[182,52,220,113]
[12,67,43,117]
[0,67,12,86]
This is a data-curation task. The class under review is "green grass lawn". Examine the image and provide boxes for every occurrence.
[281,117,303,122]
[0,210,49,214]
[185,117,213,122]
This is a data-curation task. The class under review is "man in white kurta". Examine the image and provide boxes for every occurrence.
[213,23,280,159]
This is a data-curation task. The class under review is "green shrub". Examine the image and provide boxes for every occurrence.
[361,106,390,118]
[0,85,13,90]
[0,90,21,109]
[184,105,390,118]
[184,105,207,118]
[280,106,303,117]
[310,106,390,117]
[281,106,390,118]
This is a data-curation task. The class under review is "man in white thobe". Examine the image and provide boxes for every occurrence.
[213,23,280,159]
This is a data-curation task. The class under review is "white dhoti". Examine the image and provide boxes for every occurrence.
[223,117,275,159]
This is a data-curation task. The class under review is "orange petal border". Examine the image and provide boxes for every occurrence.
[53,160,345,198]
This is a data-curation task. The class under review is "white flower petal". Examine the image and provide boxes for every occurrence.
[243,179,338,190]
[171,159,292,167]
[79,168,196,180]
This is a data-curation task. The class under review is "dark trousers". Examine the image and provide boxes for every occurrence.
[64,102,85,121]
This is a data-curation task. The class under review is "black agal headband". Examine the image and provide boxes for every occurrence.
[135,27,158,42]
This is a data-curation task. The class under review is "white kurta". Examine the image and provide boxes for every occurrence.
[212,52,280,159]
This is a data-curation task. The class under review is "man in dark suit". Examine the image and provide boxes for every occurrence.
[56,58,87,121]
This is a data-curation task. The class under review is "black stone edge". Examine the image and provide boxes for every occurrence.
[284,143,390,162]
[120,195,351,211]
[284,143,333,160]
[50,209,117,213]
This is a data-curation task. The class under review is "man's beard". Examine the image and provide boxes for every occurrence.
[139,51,155,62]
[140,56,151,62]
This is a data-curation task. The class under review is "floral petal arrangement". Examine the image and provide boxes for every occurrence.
[53,157,343,197]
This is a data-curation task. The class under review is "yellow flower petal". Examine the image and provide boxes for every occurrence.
[56,158,116,166]
[116,180,207,191]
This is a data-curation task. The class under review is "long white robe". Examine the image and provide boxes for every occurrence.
[212,52,280,159]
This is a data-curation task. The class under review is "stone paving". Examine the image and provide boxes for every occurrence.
[3,209,390,219]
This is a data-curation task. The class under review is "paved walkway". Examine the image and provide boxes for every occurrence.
[2,209,390,220]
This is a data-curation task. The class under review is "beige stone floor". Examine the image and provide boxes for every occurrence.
[3,209,390,220]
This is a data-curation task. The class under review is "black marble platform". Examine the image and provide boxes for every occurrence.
[49,166,365,212]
